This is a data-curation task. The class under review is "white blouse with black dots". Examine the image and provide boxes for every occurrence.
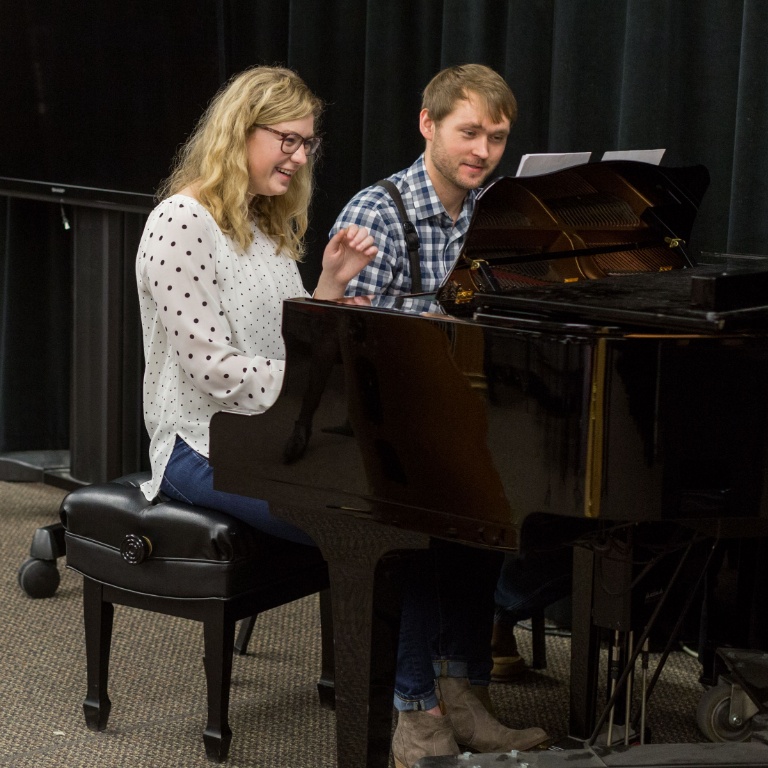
[136,194,308,500]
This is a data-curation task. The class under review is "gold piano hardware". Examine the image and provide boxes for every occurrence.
[454,287,476,305]
[469,259,487,271]
[664,236,684,248]
[565,277,580,283]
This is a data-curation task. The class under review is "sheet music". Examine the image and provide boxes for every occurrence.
[515,152,591,177]
[601,148,665,165]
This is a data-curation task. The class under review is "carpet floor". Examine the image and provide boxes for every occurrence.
[0,480,715,767]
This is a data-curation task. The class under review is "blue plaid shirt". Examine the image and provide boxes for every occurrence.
[331,155,479,296]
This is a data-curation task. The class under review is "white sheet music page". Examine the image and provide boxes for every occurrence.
[515,152,592,177]
[601,148,666,164]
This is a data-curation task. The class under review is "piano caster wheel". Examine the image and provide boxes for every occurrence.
[17,557,60,599]
[696,683,753,742]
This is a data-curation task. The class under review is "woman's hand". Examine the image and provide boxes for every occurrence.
[314,225,377,300]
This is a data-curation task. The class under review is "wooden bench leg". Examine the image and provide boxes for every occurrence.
[234,615,256,656]
[82,578,113,731]
[203,607,235,762]
[234,590,336,708]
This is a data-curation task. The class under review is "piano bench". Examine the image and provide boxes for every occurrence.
[59,472,331,763]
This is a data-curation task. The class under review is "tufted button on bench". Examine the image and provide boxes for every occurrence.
[60,472,331,762]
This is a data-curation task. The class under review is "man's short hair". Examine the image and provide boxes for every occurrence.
[422,63,517,126]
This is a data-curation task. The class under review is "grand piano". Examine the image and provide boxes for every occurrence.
[209,161,768,767]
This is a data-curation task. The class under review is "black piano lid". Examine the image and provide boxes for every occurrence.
[436,160,717,325]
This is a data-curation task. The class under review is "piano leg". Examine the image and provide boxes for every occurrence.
[272,504,430,768]
[568,545,602,741]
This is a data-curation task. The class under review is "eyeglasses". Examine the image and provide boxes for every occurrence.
[254,125,322,156]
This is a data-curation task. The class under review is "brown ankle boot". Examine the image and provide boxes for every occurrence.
[391,710,460,768]
[437,676,548,752]
[491,622,528,682]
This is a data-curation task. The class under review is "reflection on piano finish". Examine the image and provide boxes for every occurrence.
[209,161,768,767]
[214,299,768,542]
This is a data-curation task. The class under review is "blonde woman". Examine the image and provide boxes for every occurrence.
[136,66,375,542]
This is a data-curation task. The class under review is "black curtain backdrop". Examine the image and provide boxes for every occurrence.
[0,198,72,452]
[2,0,768,455]
[222,0,768,284]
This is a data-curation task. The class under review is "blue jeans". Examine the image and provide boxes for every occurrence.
[160,436,315,546]
[395,542,501,711]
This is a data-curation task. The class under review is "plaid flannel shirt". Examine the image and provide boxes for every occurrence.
[331,154,479,297]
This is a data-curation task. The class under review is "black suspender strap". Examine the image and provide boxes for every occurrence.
[376,179,423,293]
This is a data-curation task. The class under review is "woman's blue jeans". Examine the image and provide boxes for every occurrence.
[160,436,315,546]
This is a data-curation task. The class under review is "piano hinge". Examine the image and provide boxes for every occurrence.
[584,338,607,518]
[664,236,684,248]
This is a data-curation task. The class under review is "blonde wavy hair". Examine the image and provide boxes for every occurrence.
[157,66,323,259]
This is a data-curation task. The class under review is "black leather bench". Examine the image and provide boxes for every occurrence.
[60,472,331,762]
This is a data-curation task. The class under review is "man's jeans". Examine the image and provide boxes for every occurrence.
[494,547,573,627]
[394,542,502,711]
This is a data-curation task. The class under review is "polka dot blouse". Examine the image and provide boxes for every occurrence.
[136,194,308,500]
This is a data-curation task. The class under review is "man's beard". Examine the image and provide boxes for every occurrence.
[430,134,492,191]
